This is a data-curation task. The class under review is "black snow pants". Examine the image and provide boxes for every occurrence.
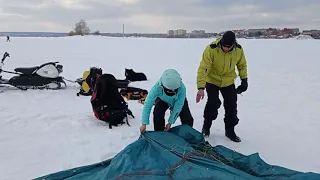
[203,82,239,130]
[153,98,194,131]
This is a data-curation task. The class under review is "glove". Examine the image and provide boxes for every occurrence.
[236,78,248,94]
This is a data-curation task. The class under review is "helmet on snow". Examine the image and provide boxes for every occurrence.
[160,69,182,90]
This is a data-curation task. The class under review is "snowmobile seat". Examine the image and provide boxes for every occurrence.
[14,66,39,75]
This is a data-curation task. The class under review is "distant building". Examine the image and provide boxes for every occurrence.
[189,30,206,38]
[265,28,279,36]
[231,29,246,37]
[245,29,267,37]
[174,29,187,36]
[302,29,320,35]
[302,30,312,35]
[280,28,295,36]
[302,29,320,39]
[167,29,186,37]
[191,30,205,36]
[167,30,174,37]
[291,28,300,34]
[247,29,267,34]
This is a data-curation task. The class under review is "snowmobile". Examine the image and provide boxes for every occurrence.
[0,52,66,90]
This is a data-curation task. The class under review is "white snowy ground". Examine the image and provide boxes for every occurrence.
[0,36,319,180]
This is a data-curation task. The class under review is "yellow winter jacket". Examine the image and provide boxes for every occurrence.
[197,37,248,89]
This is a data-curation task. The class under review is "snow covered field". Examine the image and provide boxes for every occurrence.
[0,36,319,180]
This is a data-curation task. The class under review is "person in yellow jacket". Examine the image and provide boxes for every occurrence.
[196,31,248,142]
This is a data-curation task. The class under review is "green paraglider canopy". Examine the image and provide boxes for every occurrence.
[35,125,320,180]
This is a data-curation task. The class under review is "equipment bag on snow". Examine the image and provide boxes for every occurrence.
[120,87,148,104]
[90,73,134,129]
[76,67,131,96]
[77,67,103,96]
[76,67,102,96]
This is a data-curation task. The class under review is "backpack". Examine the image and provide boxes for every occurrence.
[76,67,102,96]
[90,73,134,129]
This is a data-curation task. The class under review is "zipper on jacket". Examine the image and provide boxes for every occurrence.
[230,58,232,68]
[222,53,226,73]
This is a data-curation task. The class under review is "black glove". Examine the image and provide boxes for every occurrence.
[236,78,248,94]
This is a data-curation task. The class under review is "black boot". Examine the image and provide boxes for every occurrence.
[202,126,210,137]
[201,119,212,137]
[225,126,241,142]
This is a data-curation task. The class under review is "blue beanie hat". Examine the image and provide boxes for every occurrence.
[160,69,182,90]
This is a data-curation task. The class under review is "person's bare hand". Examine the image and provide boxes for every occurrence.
[196,89,205,103]
[140,124,146,133]
[164,123,171,131]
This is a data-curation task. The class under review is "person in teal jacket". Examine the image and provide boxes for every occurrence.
[140,69,194,133]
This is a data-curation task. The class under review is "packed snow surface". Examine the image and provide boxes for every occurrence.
[0,36,319,180]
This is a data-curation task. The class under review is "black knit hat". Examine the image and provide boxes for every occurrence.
[221,31,236,46]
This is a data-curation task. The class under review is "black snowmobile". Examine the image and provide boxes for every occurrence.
[0,52,67,90]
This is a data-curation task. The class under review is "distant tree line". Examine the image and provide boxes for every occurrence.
[68,19,100,36]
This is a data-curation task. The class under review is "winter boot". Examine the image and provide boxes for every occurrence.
[201,119,212,137]
[202,127,210,137]
[225,125,241,142]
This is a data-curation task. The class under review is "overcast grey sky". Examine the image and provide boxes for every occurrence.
[0,0,319,33]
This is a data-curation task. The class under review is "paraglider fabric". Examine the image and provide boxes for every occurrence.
[35,125,320,180]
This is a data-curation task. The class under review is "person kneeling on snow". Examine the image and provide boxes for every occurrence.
[139,69,194,133]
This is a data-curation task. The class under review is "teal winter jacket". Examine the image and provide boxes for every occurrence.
[142,80,186,125]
